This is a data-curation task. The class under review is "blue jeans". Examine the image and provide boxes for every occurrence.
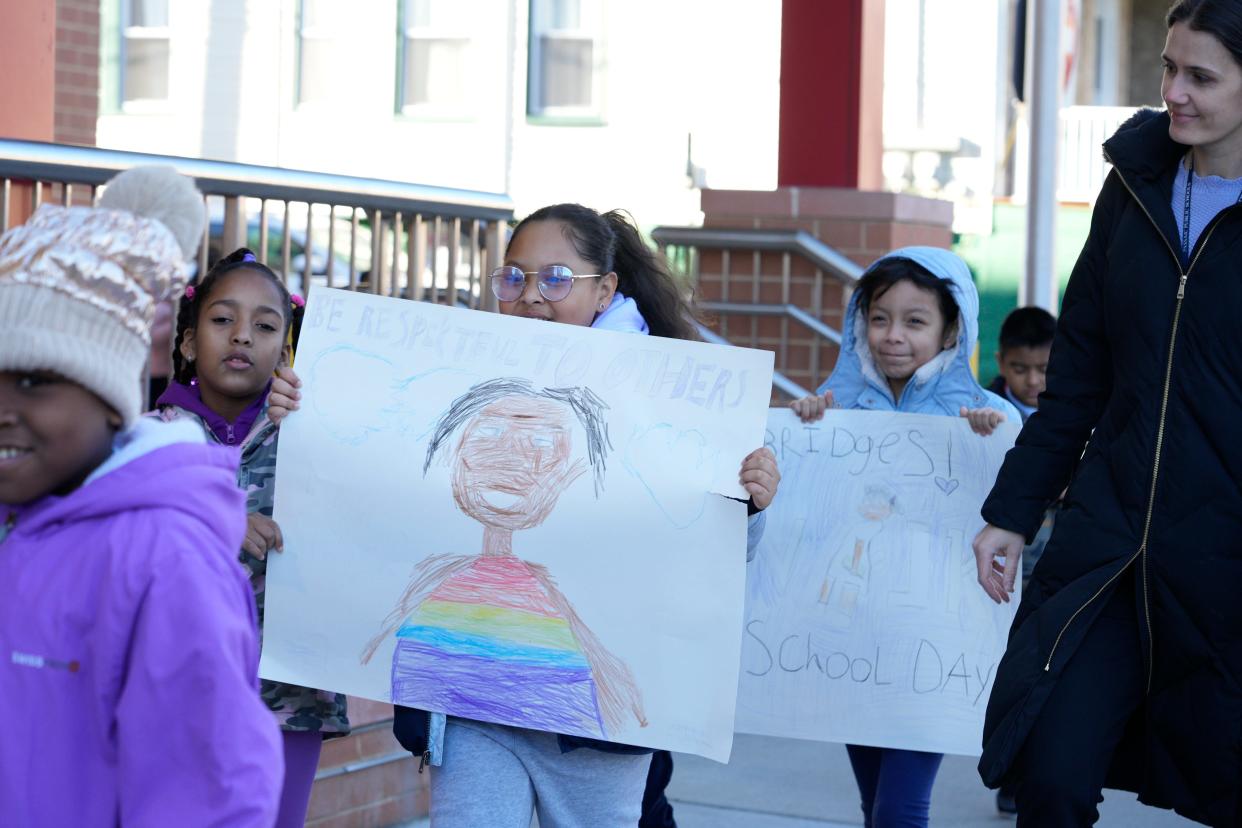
[845,745,943,828]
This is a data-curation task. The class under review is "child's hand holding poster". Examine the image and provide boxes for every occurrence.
[737,408,1019,756]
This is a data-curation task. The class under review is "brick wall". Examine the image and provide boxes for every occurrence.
[697,187,954,395]
[307,698,429,827]
[54,0,99,146]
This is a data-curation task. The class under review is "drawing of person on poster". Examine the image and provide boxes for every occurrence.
[359,377,647,739]
[817,485,900,626]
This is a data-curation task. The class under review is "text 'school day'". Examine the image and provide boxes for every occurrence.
[743,623,997,708]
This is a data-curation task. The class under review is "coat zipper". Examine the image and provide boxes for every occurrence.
[417,714,432,773]
[1043,164,1225,694]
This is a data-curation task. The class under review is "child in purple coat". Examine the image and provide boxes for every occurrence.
[0,168,282,827]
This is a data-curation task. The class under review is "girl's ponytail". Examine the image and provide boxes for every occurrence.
[600,210,701,342]
[170,284,199,385]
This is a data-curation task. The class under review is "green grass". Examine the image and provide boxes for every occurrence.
[954,202,1093,385]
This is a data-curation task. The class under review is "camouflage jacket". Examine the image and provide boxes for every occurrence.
[154,402,350,735]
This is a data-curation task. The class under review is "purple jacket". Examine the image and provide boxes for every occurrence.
[0,419,282,827]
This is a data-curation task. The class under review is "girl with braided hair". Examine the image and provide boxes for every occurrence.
[154,247,346,828]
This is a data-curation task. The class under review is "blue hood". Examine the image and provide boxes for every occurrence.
[818,246,1017,418]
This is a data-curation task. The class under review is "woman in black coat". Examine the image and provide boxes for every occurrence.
[971,2,1242,825]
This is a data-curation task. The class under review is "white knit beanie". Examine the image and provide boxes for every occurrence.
[0,167,203,426]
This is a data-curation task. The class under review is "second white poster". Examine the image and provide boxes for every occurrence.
[737,408,1020,756]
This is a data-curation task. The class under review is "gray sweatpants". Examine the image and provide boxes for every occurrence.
[429,718,651,828]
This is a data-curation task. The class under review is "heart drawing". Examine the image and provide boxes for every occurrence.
[934,476,959,496]
[623,424,717,528]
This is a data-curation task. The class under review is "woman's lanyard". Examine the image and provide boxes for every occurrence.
[1181,155,1242,260]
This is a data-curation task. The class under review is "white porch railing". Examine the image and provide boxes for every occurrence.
[1056,105,1138,203]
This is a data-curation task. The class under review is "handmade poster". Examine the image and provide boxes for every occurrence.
[259,288,773,762]
[736,409,1020,756]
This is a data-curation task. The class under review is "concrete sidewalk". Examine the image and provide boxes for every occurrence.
[399,732,1197,826]
[665,734,1197,827]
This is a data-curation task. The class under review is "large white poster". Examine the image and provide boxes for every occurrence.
[260,289,773,761]
[737,409,1019,756]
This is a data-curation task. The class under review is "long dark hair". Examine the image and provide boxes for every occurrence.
[171,248,305,385]
[507,204,701,341]
[1168,0,1242,67]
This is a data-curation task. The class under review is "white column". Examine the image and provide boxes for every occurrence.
[1024,0,1062,312]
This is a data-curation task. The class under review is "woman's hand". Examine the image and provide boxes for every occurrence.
[267,366,302,426]
[790,390,834,423]
[960,406,1006,436]
[972,524,1024,603]
[243,514,284,560]
[740,447,780,511]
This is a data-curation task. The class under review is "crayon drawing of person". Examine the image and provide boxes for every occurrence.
[360,378,647,739]
[817,485,899,624]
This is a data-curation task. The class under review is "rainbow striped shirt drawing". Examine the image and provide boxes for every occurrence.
[390,554,608,738]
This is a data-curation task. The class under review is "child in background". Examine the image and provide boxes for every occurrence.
[984,305,1056,816]
[987,306,1058,580]
[0,168,282,827]
[792,247,1017,828]
[987,306,1054,423]
[154,247,349,828]
[269,203,779,828]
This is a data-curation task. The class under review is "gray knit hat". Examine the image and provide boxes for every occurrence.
[0,166,203,426]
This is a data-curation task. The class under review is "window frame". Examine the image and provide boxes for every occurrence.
[295,0,341,107]
[395,0,475,120]
[117,0,172,110]
[526,0,606,123]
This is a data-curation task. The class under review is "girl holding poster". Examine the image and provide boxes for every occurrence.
[268,203,778,827]
[154,248,349,828]
[792,247,1016,828]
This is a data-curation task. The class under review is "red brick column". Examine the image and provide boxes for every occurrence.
[779,0,885,190]
[698,187,954,393]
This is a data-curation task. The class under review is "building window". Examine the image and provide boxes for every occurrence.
[121,0,170,103]
[527,0,604,119]
[297,0,342,105]
[398,0,472,114]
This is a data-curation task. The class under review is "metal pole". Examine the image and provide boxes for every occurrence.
[1025,0,1061,312]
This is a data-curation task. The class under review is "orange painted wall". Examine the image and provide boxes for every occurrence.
[1,0,57,227]
[0,0,57,141]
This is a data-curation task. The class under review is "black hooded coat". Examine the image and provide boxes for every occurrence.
[978,108,1242,827]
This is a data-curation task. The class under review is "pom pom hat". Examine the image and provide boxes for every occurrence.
[0,166,203,426]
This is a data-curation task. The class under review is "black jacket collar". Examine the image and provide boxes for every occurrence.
[1103,108,1185,181]
[1102,108,1189,261]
